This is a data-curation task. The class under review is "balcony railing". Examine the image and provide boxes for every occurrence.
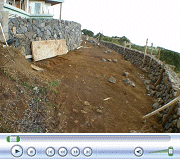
[3,3,54,19]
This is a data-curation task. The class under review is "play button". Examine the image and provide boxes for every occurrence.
[11,145,23,157]
[134,147,144,157]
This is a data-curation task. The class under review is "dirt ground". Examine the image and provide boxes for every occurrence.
[0,38,164,133]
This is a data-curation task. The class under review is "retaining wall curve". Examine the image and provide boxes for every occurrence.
[100,40,180,133]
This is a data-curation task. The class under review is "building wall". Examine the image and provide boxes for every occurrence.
[100,40,180,133]
[8,17,82,56]
[29,1,51,14]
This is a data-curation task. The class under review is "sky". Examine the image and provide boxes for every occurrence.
[52,0,180,53]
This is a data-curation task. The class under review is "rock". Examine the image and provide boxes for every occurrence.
[152,102,159,109]
[84,101,90,106]
[157,112,163,118]
[73,109,78,113]
[54,34,57,39]
[152,125,157,129]
[173,114,178,119]
[165,122,172,130]
[91,119,95,122]
[155,85,160,91]
[172,119,177,127]
[124,72,129,77]
[74,120,78,124]
[177,118,180,129]
[40,22,45,28]
[17,25,27,34]
[129,130,137,133]
[129,81,135,87]
[112,59,118,63]
[149,85,155,90]
[165,128,173,133]
[123,78,130,84]
[15,38,20,47]
[109,77,116,84]
[104,51,107,54]
[177,108,180,116]
[46,30,51,36]
[168,115,173,122]
[81,110,87,114]
[107,59,112,62]
[150,91,156,97]
[144,80,151,85]
[146,85,150,91]
[96,109,102,114]
[102,58,106,62]
[107,50,112,53]
[33,86,39,93]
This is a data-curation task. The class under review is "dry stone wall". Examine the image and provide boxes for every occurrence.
[100,40,180,133]
[8,17,82,56]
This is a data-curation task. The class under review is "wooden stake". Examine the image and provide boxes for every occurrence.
[148,43,153,71]
[162,89,180,126]
[0,23,8,47]
[158,48,161,60]
[31,64,44,72]
[19,0,21,9]
[59,3,62,21]
[154,61,165,87]
[142,95,180,119]
[142,38,148,68]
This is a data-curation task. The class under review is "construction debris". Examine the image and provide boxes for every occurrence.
[31,64,44,72]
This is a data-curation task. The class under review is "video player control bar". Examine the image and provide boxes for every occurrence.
[0,134,180,159]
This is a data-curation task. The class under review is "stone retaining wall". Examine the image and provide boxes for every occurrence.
[8,17,82,56]
[100,40,180,133]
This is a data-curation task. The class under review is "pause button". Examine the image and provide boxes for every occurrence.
[71,147,80,157]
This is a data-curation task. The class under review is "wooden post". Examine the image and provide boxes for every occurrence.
[13,0,15,6]
[162,89,180,126]
[158,48,161,60]
[59,3,62,21]
[19,0,21,9]
[142,95,180,119]
[142,38,148,68]
[0,23,8,47]
[148,43,153,70]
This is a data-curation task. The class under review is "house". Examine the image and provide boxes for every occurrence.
[0,0,64,19]
[0,0,64,42]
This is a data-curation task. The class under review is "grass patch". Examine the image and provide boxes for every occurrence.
[47,79,61,88]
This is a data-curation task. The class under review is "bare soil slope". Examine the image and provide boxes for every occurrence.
[0,40,164,133]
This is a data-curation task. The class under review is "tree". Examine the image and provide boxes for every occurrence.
[82,29,94,37]
[118,36,130,45]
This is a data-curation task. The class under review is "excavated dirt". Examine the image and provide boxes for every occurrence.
[0,39,164,133]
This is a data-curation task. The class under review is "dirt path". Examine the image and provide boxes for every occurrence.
[31,39,164,133]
